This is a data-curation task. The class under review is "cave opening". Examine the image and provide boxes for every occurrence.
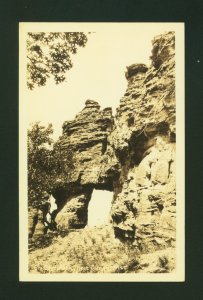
[87,189,113,227]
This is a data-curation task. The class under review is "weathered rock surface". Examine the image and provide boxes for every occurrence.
[30,31,176,247]
[111,137,176,246]
[55,191,92,229]
[110,31,176,244]
[58,99,118,188]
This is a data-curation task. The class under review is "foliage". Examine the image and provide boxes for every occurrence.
[27,32,88,90]
[28,122,53,206]
[155,255,170,273]
[28,122,74,207]
[29,225,141,273]
[29,224,175,274]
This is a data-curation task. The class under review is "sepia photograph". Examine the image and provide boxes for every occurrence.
[19,22,184,281]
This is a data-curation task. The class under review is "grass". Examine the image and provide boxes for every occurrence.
[29,224,175,274]
[154,255,171,273]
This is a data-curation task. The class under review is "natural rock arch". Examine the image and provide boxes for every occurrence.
[29,32,176,248]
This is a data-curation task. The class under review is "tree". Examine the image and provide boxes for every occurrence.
[28,122,74,207]
[27,32,88,90]
[28,122,54,206]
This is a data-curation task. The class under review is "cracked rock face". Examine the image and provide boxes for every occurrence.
[110,31,176,244]
[55,191,92,229]
[58,99,117,188]
[29,31,176,246]
[111,137,176,245]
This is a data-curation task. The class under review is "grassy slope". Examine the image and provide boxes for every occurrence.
[29,225,175,274]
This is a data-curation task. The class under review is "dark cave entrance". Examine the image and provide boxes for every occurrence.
[87,189,113,227]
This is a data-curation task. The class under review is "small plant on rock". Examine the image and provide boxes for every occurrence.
[155,255,170,273]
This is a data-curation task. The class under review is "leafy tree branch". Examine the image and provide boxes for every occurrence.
[27,32,88,90]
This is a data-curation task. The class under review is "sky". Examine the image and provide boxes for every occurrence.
[24,23,179,140]
[87,190,113,227]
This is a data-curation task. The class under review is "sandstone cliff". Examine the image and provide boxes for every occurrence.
[30,31,176,248]
[110,31,176,246]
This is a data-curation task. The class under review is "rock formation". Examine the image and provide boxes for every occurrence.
[30,31,176,248]
[110,31,176,246]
